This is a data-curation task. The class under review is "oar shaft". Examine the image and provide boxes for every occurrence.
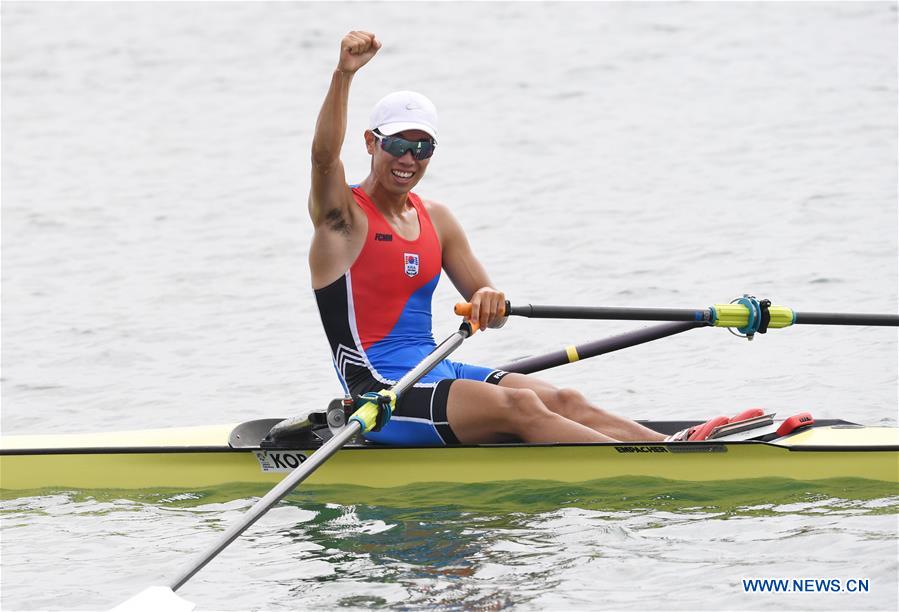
[454,301,899,329]
[497,321,705,374]
[168,321,476,593]
[509,303,711,322]
[794,311,899,326]
[169,420,361,591]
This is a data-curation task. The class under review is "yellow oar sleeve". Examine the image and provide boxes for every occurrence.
[349,390,397,434]
[711,303,795,329]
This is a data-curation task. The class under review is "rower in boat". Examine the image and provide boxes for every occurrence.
[308,31,739,446]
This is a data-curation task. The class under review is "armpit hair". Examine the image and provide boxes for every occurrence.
[326,208,351,236]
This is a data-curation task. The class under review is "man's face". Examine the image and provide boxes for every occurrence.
[366,129,434,195]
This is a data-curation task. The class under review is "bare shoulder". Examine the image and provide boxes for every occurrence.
[422,198,451,217]
[422,199,463,244]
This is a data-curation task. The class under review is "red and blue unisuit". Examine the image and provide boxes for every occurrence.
[313,187,507,445]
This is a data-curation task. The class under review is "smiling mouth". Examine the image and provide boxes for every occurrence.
[392,169,414,179]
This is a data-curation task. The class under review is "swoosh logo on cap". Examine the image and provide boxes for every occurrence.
[405,103,420,110]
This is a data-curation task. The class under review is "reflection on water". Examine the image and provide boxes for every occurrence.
[3,478,896,610]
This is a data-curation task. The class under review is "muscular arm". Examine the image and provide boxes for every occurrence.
[308,31,380,288]
[309,68,356,231]
[309,31,380,231]
[428,201,506,329]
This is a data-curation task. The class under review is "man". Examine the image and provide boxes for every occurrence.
[309,31,726,445]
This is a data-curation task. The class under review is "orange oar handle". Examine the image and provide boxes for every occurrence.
[454,303,472,317]
[454,304,479,335]
[453,302,509,317]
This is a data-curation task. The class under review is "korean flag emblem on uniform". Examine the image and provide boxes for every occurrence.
[404,253,420,277]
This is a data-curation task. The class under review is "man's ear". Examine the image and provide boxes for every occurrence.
[364,130,376,154]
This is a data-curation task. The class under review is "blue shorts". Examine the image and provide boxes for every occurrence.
[360,359,509,446]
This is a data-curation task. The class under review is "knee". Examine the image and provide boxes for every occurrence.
[555,387,586,408]
[555,387,607,419]
[503,387,541,410]
[500,388,552,423]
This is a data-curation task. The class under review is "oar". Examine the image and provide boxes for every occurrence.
[114,320,479,611]
[456,296,899,340]
[497,321,705,374]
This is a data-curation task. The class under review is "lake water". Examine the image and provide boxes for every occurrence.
[2,2,897,611]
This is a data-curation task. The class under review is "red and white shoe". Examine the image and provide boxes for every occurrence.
[729,408,765,423]
[665,408,767,442]
[665,415,729,442]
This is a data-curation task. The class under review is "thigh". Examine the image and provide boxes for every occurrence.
[445,379,519,444]
[499,373,590,421]
[497,373,559,402]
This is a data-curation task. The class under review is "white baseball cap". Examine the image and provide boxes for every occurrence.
[369,91,438,141]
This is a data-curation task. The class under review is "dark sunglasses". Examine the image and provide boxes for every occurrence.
[372,130,437,160]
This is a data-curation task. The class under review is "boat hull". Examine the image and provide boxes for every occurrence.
[2,434,898,491]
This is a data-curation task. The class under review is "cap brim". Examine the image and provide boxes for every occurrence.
[376,121,437,141]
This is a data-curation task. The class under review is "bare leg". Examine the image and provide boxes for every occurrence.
[498,374,665,442]
[445,379,616,444]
